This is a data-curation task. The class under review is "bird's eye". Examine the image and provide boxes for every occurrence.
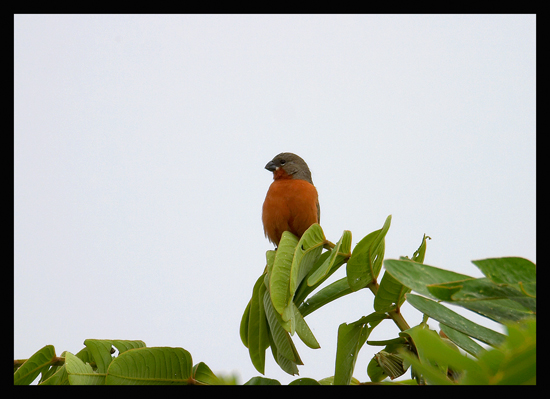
[280,159,286,165]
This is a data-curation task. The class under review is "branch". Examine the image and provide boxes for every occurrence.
[367,281,410,332]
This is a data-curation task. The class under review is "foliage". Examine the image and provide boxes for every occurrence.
[15,215,536,385]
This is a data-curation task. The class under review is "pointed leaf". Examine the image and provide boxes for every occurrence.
[240,300,251,348]
[307,230,350,286]
[405,294,506,347]
[192,362,220,385]
[410,234,430,263]
[267,328,300,376]
[374,234,430,313]
[14,345,56,385]
[289,301,320,349]
[263,289,302,366]
[439,324,485,357]
[347,215,391,291]
[246,274,270,374]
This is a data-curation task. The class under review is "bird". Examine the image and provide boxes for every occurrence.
[262,152,320,246]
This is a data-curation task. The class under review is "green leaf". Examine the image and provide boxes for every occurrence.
[83,339,115,374]
[398,349,453,385]
[334,312,386,385]
[383,259,472,299]
[247,274,270,374]
[463,318,536,385]
[105,347,193,385]
[401,320,536,385]
[439,324,485,357]
[427,278,535,311]
[374,271,410,313]
[347,215,391,291]
[374,234,430,313]
[405,294,506,347]
[14,345,56,385]
[293,250,332,304]
[192,362,220,385]
[406,325,481,376]
[290,224,325,296]
[38,363,68,385]
[265,250,276,274]
[74,346,93,365]
[294,234,350,306]
[111,340,147,353]
[472,257,535,287]
[83,339,147,375]
[263,289,302,367]
[298,277,353,317]
[270,231,299,314]
[65,351,105,385]
[288,301,320,349]
[410,234,430,264]
[244,376,281,385]
[240,299,251,348]
[307,230,351,286]
[472,257,536,302]
[266,328,300,376]
[397,327,458,385]
[384,258,534,323]
[457,299,534,324]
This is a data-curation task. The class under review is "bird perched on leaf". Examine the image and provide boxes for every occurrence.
[262,152,320,247]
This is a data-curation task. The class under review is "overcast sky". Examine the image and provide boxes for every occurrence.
[14,14,535,384]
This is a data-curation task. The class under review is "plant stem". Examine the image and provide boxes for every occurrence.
[388,309,410,331]
[367,280,410,332]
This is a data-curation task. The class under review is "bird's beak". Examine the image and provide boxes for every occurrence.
[265,161,277,172]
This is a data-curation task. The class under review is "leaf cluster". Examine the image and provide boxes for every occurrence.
[13,339,224,385]
[239,216,536,384]
[15,215,536,385]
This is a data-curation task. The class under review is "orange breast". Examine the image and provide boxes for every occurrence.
[262,179,319,246]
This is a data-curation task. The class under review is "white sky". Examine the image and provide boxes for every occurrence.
[14,14,535,384]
